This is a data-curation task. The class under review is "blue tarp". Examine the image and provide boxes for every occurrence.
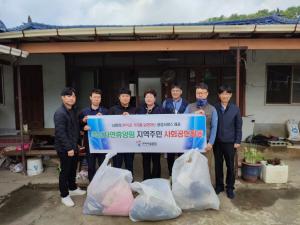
[0,20,7,32]
[1,15,299,33]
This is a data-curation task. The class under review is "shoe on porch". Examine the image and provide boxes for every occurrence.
[61,195,75,207]
[69,187,86,196]
[226,189,235,199]
[214,186,224,195]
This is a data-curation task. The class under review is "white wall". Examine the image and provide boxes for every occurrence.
[246,50,300,124]
[0,54,65,129]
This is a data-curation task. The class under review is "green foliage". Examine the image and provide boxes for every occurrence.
[244,147,263,164]
[205,6,300,22]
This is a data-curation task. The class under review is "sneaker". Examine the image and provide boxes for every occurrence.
[214,187,224,195]
[226,189,235,199]
[69,188,86,196]
[61,195,75,207]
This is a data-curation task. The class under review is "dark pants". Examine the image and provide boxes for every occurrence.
[142,153,161,180]
[113,153,134,174]
[86,151,105,182]
[213,142,236,191]
[167,153,183,176]
[58,152,78,198]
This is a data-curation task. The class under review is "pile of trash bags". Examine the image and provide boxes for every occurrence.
[83,150,220,221]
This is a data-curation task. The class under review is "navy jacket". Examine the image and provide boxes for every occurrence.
[109,103,136,115]
[54,104,80,154]
[136,104,165,115]
[163,98,188,114]
[215,102,243,144]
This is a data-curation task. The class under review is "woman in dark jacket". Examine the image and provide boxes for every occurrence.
[136,89,165,180]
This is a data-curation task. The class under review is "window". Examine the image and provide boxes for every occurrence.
[292,66,300,103]
[0,67,4,105]
[266,65,300,104]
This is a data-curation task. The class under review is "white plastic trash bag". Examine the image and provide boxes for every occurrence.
[172,150,220,211]
[287,119,300,141]
[130,178,182,222]
[83,152,134,216]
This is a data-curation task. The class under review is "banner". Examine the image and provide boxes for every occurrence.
[87,114,206,153]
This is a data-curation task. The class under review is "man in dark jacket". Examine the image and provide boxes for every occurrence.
[162,83,188,177]
[79,88,108,182]
[54,87,86,207]
[214,85,242,199]
[108,88,136,174]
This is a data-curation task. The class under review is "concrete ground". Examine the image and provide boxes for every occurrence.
[1,146,300,225]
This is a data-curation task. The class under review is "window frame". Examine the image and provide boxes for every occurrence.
[265,63,300,106]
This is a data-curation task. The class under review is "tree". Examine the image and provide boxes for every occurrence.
[205,6,300,22]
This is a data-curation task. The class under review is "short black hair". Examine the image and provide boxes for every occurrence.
[144,89,157,98]
[171,83,182,90]
[118,87,131,96]
[90,88,102,96]
[61,87,76,96]
[195,82,208,91]
[218,85,233,94]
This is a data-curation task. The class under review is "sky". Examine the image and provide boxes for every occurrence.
[0,0,299,28]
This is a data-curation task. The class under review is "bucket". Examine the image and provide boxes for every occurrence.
[27,158,43,176]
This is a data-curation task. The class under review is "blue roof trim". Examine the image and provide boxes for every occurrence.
[2,15,300,33]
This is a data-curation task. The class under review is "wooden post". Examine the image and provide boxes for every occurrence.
[16,62,26,175]
[235,47,241,178]
[236,48,240,107]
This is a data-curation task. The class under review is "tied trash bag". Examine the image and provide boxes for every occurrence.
[83,152,134,216]
[287,119,300,141]
[172,150,220,211]
[129,178,182,222]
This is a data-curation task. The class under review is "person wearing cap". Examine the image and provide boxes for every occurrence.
[79,88,108,182]
[54,87,86,207]
[108,87,136,174]
[162,83,188,177]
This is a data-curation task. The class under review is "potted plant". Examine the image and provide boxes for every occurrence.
[241,147,263,182]
[261,158,288,183]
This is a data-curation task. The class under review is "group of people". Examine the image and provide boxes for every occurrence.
[54,82,242,207]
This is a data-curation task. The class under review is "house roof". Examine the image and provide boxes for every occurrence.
[0,15,299,43]
[2,15,299,32]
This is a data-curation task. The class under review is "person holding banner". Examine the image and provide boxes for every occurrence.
[54,87,86,207]
[184,83,218,174]
[79,89,108,182]
[162,83,188,177]
[214,85,242,199]
[108,88,136,174]
[136,89,165,180]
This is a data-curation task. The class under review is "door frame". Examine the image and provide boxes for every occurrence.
[13,65,44,129]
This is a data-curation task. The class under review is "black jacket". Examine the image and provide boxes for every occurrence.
[108,103,136,115]
[136,104,165,115]
[215,102,243,144]
[54,104,80,154]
